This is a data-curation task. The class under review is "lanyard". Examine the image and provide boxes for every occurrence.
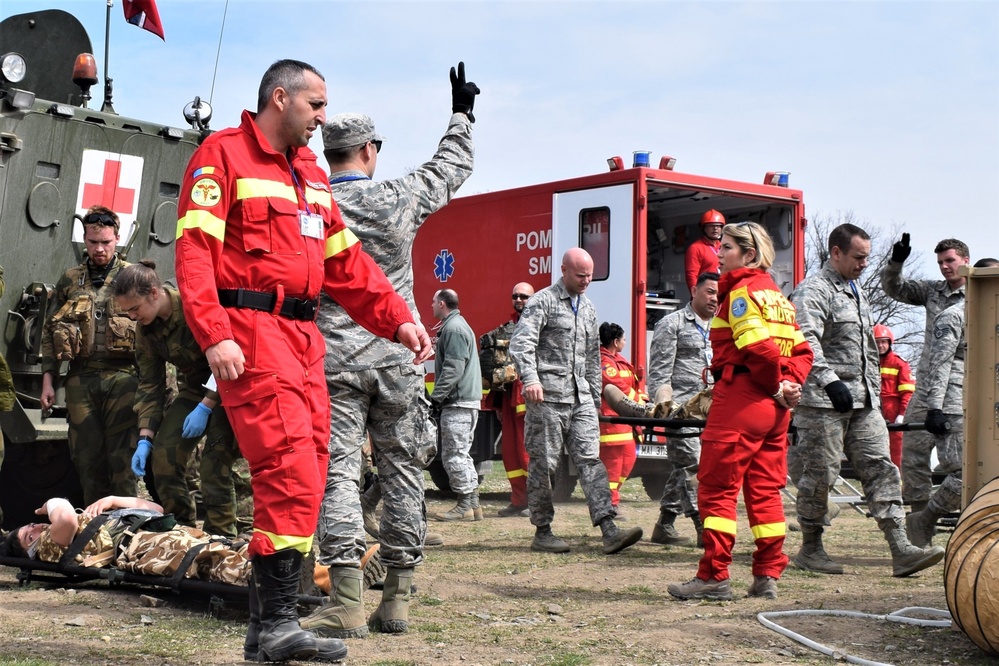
[289,163,314,214]
[329,174,371,185]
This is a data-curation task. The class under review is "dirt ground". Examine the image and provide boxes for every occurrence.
[0,468,993,666]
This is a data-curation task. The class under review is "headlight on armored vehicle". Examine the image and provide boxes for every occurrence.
[1,52,27,84]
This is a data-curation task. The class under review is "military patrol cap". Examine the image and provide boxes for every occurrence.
[323,113,385,150]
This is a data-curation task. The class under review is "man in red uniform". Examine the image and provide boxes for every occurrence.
[175,59,429,663]
[684,209,725,295]
[486,282,534,517]
[875,324,915,469]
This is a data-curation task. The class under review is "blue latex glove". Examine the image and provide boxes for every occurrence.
[132,438,152,477]
[182,402,212,439]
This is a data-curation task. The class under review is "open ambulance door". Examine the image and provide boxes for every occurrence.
[551,183,636,344]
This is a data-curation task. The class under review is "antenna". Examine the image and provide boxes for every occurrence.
[101,0,116,113]
[209,0,230,107]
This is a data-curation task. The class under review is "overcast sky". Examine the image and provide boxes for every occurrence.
[5,0,997,279]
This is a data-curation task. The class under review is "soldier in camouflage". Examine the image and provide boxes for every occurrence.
[790,223,944,578]
[302,62,478,639]
[647,271,718,547]
[112,261,247,537]
[880,235,970,510]
[40,206,139,506]
[905,257,998,546]
[509,248,643,555]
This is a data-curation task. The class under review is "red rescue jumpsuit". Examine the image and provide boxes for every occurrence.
[599,347,645,507]
[698,267,813,582]
[176,111,412,559]
[497,377,529,507]
[684,237,720,295]
[879,350,914,469]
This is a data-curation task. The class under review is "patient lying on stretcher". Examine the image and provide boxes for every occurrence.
[1,496,250,585]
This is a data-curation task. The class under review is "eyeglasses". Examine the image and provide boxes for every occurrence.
[736,221,759,250]
[370,139,382,153]
[512,293,531,300]
[83,212,118,228]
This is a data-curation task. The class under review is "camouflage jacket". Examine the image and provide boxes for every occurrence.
[918,302,965,413]
[791,264,881,410]
[881,259,965,380]
[41,255,137,377]
[509,279,601,407]
[134,285,218,432]
[0,266,13,411]
[648,303,711,403]
[317,113,474,372]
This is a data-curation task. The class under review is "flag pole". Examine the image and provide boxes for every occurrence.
[101,0,116,113]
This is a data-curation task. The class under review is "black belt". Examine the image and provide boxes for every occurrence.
[218,289,319,321]
[711,365,750,382]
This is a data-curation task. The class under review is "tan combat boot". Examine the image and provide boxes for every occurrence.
[793,525,844,574]
[368,567,414,634]
[300,566,368,639]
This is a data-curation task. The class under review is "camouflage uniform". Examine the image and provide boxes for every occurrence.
[509,279,614,528]
[315,113,473,570]
[647,303,711,518]
[430,308,482,495]
[0,266,14,527]
[41,256,138,505]
[913,303,965,512]
[133,285,246,536]
[880,260,965,503]
[791,264,905,528]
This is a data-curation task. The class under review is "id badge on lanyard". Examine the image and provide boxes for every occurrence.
[299,211,323,239]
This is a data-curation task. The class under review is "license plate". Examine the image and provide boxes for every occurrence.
[637,443,668,458]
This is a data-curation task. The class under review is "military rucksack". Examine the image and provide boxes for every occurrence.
[479,321,518,390]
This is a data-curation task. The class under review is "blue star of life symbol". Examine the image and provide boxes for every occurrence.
[434,249,455,282]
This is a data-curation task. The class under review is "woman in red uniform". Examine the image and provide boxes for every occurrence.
[668,221,813,601]
[598,322,646,518]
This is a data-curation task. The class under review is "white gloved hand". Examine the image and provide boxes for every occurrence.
[895,415,905,424]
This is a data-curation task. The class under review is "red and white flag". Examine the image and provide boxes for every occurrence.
[123,0,165,40]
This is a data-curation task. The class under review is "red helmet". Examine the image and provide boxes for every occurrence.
[873,324,894,344]
[700,209,725,226]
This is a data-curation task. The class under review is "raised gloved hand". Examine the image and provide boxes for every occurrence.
[824,380,853,413]
[132,437,152,477]
[925,409,950,435]
[450,61,480,123]
[890,233,911,264]
[182,402,212,439]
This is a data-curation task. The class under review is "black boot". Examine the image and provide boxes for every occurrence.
[253,550,318,662]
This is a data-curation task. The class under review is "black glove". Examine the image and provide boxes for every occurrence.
[824,380,853,413]
[925,409,950,435]
[450,61,480,123]
[890,233,911,264]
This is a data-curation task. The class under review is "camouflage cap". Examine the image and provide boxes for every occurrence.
[322,113,385,150]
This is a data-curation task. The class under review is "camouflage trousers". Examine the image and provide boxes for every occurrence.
[438,406,479,495]
[900,396,938,504]
[0,428,4,526]
[925,412,964,513]
[316,364,427,570]
[65,368,139,505]
[149,395,246,536]
[117,525,251,585]
[524,399,613,528]
[660,429,701,517]
[793,405,904,529]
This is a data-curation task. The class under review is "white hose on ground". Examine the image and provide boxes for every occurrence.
[757,606,953,666]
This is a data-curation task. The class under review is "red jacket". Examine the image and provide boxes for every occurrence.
[709,267,813,392]
[880,349,915,411]
[175,111,411,350]
[685,237,720,294]
[599,347,646,445]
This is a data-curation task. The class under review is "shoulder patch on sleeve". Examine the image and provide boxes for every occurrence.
[190,177,222,208]
[731,296,748,318]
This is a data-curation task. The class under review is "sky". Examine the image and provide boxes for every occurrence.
[4,0,997,280]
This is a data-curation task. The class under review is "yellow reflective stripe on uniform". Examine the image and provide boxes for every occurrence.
[325,227,360,259]
[236,178,297,202]
[609,480,620,489]
[515,404,526,414]
[600,432,635,443]
[898,383,915,392]
[734,326,770,349]
[626,387,637,399]
[703,515,737,535]
[506,469,527,479]
[618,369,633,377]
[766,322,799,340]
[177,209,226,241]
[750,521,786,540]
[254,529,313,555]
[710,316,731,329]
[305,187,332,210]
[882,367,899,376]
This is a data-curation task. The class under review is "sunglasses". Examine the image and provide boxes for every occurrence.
[735,221,759,250]
[512,293,531,300]
[83,212,118,228]
[371,139,382,153]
